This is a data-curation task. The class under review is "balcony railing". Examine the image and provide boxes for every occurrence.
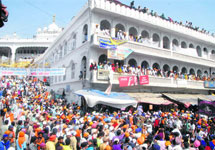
[93,34,215,68]
[91,70,205,90]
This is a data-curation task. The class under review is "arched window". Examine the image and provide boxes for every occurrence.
[203,47,208,55]
[83,24,88,43]
[115,24,125,38]
[163,36,170,49]
[172,39,179,46]
[129,27,138,41]
[64,41,68,55]
[204,71,208,76]
[128,59,137,67]
[72,34,76,50]
[173,66,179,73]
[196,46,202,57]
[181,41,187,48]
[100,20,111,31]
[141,61,149,69]
[189,68,195,75]
[153,33,160,42]
[98,54,107,64]
[59,45,63,59]
[189,43,194,48]
[70,60,76,79]
[163,64,170,72]
[141,30,149,39]
[211,50,215,59]
[181,67,187,74]
[197,70,202,77]
[81,56,87,79]
[152,63,160,69]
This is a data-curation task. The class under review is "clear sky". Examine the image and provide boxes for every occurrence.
[0,0,214,38]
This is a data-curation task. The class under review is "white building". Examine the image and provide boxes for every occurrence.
[35,0,215,101]
[0,17,62,63]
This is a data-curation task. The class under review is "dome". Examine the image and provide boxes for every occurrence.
[37,28,42,32]
[48,22,60,32]
[43,27,48,32]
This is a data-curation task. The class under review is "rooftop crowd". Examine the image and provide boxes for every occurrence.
[90,62,211,82]
[0,75,215,150]
[107,0,215,38]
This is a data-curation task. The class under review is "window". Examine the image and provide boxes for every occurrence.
[72,34,76,50]
[83,24,88,43]
[64,41,67,55]
[71,61,76,79]
[59,46,63,59]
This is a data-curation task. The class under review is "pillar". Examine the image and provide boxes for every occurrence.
[11,47,17,64]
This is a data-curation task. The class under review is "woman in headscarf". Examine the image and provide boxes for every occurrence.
[16,131,26,150]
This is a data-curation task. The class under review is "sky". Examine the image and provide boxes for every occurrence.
[0,0,215,38]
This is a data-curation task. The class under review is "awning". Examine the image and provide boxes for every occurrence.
[162,93,215,106]
[74,89,137,109]
[127,93,173,105]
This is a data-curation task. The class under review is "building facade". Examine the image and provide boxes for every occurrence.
[35,0,215,101]
[0,18,62,63]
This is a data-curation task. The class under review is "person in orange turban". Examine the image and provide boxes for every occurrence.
[16,131,26,149]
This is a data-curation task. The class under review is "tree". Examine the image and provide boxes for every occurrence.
[0,0,9,28]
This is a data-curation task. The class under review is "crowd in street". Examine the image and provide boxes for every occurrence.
[90,62,210,82]
[0,76,215,150]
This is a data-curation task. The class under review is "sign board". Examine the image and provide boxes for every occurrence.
[139,75,149,85]
[108,47,133,60]
[204,81,215,88]
[97,69,110,80]
[119,75,149,87]
[0,68,27,76]
[0,68,65,76]
[29,68,65,76]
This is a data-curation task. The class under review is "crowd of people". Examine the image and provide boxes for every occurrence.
[90,61,211,82]
[0,75,215,150]
[107,0,215,37]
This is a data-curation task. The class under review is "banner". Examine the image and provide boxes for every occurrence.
[204,81,215,88]
[0,68,65,76]
[110,37,126,45]
[99,39,117,49]
[118,76,138,87]
[29,68,65,76]
[198,99,215,116]
[0,68,27,76]
[119,75,149,87]
[108,48,133,60]
[139,75,149,85]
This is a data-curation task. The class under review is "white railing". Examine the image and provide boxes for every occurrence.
[94,34,215,68]
[91,70,205,89]
[93,0,215,45]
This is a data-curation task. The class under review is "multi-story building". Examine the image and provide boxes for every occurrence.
[35,0,215,102]
[0,17,62,63]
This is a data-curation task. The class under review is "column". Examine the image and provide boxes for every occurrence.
[160,36,163,49]
[11,47,17,64]
[111,27,115,37]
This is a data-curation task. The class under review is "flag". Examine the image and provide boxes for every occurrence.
[99,39,117,49]
[198,99,215,116]
[110,37,126,46]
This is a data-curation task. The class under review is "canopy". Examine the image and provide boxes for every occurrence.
[162,93,214,106]
[74,89,137,109]
[127,93,173,105]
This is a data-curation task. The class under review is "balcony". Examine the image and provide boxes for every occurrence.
[92,34,215,68]
[91,70,206,90]
[91,0,215,45]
